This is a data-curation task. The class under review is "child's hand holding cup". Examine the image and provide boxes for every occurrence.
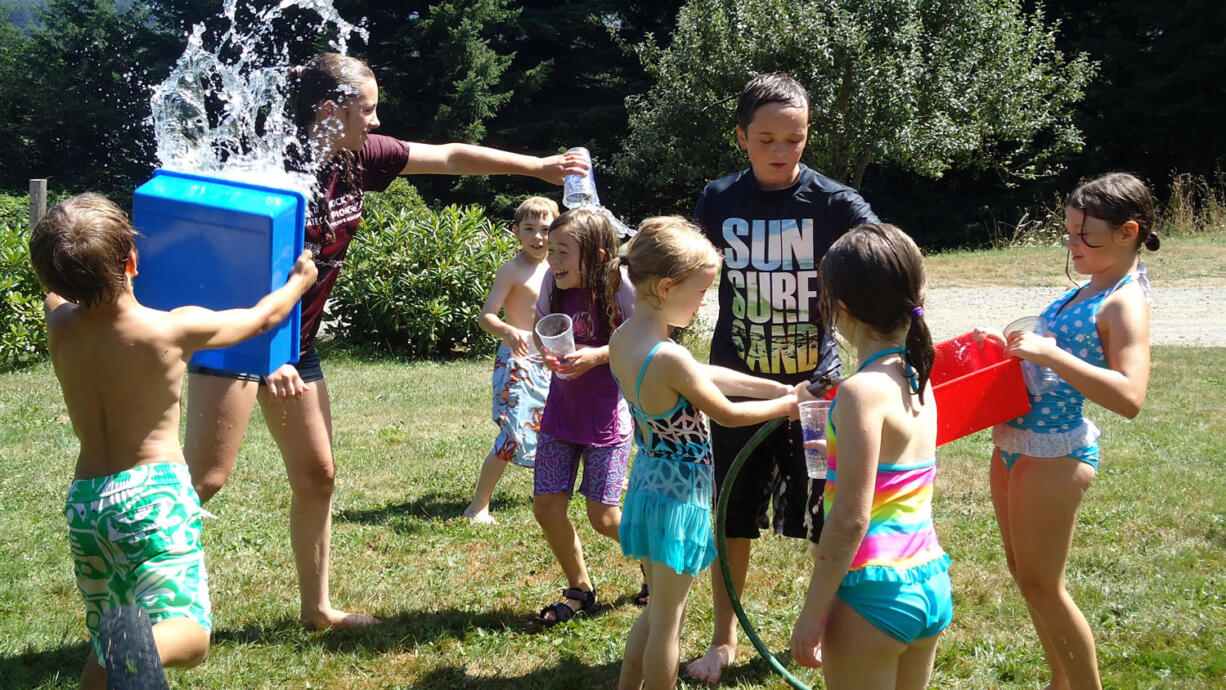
[535,313,576,379]
[798,400,832,479]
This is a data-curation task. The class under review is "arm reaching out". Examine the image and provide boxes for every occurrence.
[400,144,588,184]
[172,250,317,353]
[703,364,791,399]
[653,345,795,427]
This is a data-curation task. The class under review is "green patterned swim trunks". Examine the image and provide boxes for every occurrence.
[65,462,211,661]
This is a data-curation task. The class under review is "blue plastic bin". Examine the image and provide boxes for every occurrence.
[133,169,306,376]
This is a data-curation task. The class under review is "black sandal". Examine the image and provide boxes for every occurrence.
[539,587,598,626]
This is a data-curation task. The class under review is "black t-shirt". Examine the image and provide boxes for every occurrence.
[693,164,878,385]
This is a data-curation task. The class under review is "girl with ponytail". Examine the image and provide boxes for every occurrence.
[984,172,1158,689]
[185,52,587,630]
[791,223,951,689]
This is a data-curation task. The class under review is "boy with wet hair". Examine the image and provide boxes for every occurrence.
[463,196,559,524]
[30,192,317,689]
[687,73,879,684]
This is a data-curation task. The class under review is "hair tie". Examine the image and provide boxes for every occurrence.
[910,306,924,318]
[619,254,630,268]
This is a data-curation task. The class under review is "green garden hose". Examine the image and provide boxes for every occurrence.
[715,416,812,690]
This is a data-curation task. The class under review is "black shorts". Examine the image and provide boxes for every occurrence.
[711,417,824,543]
[186,347,324,384]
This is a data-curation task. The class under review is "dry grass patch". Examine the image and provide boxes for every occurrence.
[925,233,1226,288]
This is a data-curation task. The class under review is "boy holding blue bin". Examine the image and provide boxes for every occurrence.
[30,193,316,688]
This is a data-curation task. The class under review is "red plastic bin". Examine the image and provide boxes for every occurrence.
[931,333,1030,446]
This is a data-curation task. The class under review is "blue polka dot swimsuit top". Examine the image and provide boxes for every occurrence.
[1008,268,1145,434]
[625,341,714,465]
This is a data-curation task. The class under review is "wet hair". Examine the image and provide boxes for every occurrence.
[29,193,138,308]
[612,216,720,308]
[288,53,375,243]
[547,207,623,342]
[1066,172,1160,252]
[513,196,560,229]
[819,223,933,402]
[736,72,810,131]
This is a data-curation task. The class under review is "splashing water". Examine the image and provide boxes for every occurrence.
[149,0,368,195]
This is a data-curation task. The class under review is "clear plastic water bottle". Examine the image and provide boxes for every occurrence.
[1021,318,1061,395]
[563,147,600,209]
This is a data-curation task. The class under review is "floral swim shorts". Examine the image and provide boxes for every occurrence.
[490,345,550,467]
[65,462,212,661]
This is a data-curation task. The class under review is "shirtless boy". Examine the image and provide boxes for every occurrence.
[30,193,316,688]
[463,196,558,523]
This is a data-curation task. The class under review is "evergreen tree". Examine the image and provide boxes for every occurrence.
[2,0,180,193]
[1044,0,1226,187]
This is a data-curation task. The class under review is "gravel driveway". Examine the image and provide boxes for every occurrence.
[696,286,1226,347]
[925,287,1226,346]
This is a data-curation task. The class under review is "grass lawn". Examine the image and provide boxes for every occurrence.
[925,233,1226,288]
[1,342,1224,689]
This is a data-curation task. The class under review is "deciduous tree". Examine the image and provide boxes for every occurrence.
[613,0,1095,218]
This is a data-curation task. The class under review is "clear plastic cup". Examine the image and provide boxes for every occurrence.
[1004,315,1038,337]
[563,147,599,209]
[798,400,832,479]
[1004,315,1060,395]
[535,313,575,379]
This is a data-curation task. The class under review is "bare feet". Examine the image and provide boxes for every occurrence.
[686,644,735,684]
[463,506,497,524]
[302,608,379,630]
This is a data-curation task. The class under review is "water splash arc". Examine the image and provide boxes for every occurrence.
[149,0,369,196]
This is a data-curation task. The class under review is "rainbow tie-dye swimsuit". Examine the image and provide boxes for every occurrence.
[822,346,952,643]
[824,422,950,585]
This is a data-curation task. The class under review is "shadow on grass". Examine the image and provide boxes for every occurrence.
[0,642,90,688]
[409,649,791,689]
[0,608,560,688]
[412,655,621,689]
[0,618,796,689]
[711,646,813,688]
[335,492,523,533]
[211,605,549,653]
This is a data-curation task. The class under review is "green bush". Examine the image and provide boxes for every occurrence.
[362,177,430,220]
[0,192,28,228]
[326,204,516,358]
[0,220,47,372]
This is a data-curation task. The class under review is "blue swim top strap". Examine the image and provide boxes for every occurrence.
[634,341,668,403]
[856,346,905,372]
[857,346,918,393]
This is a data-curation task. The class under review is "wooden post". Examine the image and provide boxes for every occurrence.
[29,179,48,228]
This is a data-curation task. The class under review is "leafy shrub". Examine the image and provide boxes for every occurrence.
[1,220,47,372]
[326,204,517,358]
[0,192,28,228]
[362,178,430,220]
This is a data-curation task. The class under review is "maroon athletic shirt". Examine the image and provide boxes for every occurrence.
[298,133,410,353]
